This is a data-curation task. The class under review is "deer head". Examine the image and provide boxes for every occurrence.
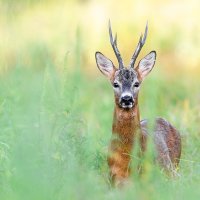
[95,22,156,109]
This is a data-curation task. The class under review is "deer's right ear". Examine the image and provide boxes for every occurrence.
[95,52,116,79]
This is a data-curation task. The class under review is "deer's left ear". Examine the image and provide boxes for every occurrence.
[135,51,156,80]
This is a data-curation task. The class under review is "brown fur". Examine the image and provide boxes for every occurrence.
[108,100,181,186]
[95,30,181,187]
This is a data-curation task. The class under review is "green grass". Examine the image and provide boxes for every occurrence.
[0,0,200,199]
[0,44,199,200]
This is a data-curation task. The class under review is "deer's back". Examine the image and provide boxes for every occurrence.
[141,118,181,170]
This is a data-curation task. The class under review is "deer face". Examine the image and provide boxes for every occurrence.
[95,51,156,109]
[112,68,140,109]
[95,22,156,109]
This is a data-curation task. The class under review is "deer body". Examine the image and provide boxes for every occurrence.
[95,22,181,186]
[108,104,141,183]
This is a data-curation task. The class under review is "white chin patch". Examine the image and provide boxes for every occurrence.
[121,102,133,109]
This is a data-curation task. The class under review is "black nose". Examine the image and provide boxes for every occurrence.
[121,95,133,105]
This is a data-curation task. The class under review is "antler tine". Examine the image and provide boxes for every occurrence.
[109,21,124,69]
[129,22,148,68]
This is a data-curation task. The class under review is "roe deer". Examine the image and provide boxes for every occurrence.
[95,22,181,186]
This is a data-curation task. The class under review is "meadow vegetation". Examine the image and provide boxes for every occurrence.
[0,0,200,199]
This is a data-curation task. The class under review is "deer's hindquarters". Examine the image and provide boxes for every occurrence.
[154,118,181,170]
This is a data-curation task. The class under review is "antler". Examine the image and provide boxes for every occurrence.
[109,21,124,69]
[129,22,148,68]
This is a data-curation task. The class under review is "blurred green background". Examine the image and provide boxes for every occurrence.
[0,0,200,199]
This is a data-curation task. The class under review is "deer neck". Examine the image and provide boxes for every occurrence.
[108,101,142,185]
[112,104,141,141]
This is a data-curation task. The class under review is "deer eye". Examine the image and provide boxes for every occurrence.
[134,82,140,87]
[113,82,119,88]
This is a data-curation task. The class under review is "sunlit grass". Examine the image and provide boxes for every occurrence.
[1,0,200,72]
[0,47,199,199]
[0,0,200,199]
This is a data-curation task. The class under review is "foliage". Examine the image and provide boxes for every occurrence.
[0,0,200,199]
